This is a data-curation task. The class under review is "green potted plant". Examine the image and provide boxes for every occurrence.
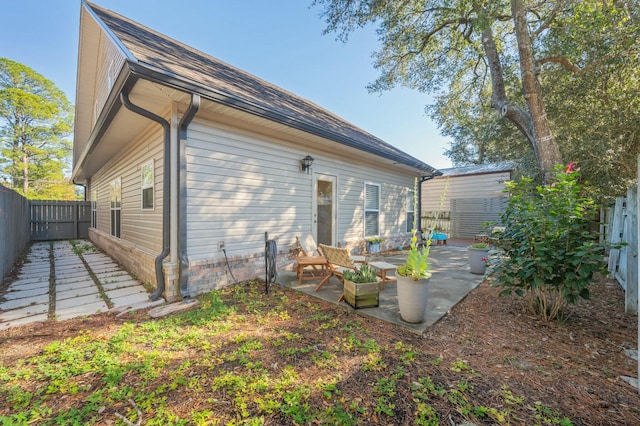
[342,264,380,308]
[396,178,431,323]
[468,242,490,274]
[367,237,384,254]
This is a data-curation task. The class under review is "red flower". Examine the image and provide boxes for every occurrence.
[565,162,575,173]
[482,257,488,263]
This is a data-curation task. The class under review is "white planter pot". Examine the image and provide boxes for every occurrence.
[396,273,431,323]
[469,247,490,274]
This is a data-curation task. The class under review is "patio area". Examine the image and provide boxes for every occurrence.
[277,240,485,334]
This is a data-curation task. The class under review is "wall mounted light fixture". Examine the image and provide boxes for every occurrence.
[300,155,314,174]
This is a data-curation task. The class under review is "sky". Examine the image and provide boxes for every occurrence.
[1,0,453,169]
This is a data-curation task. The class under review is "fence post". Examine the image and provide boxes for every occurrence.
[607,198,624,279]
[637,156,640,394]
[626,185,638,314]
[74,202,79,239]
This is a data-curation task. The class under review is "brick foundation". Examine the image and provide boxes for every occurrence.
[162,262,181,302]
[89,230,185,302]
[89,229,298,299]
[89,228,157,290]
[185,250,296,297]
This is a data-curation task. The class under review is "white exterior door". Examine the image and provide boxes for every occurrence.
[313,174,337,246]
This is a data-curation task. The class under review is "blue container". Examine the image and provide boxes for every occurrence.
[368,242,381,253]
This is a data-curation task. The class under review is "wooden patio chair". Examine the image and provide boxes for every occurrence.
[296,234,319,256]
[316,244,359,301]
[295,235,327,285]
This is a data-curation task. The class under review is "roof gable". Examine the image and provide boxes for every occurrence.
[84,1,436,173]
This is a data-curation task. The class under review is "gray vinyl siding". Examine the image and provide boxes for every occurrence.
[422,171,510,211]
[90,123,164,254]
[92,33,126,129]
[185,119,415,261]
[422,171,511,239]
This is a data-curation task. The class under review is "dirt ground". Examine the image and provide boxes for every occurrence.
[1,272,638,425]
[421,274,639,424]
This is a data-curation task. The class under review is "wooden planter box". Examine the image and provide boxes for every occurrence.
[344,279,379,309]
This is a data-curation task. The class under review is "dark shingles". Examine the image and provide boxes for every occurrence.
[437,160,517,177]
[87,2,436,173]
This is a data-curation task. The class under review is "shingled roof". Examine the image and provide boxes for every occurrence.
[436,160,517,177]
[85,1,437,174]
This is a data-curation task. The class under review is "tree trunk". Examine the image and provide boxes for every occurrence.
[22,154,28,196]
[511,0,562,181]
[482,2,563,182]
[482,27,535,154]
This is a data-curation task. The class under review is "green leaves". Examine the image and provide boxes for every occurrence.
[317,0,640,200]
[492,165,605,320]
[0,58,75,199]
[397,177,431,280]
[343,264,379,283]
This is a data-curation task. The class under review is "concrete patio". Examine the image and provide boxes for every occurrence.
[1,239,485,335]
[277,241,486,334]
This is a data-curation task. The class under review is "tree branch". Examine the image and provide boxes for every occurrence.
[538,55,582,73]
[481,27,534,142]
[540,48,640,74]
[533,0,572,40]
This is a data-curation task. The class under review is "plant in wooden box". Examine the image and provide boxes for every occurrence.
[468,242,490,274]
[342,264,380,309]
[396,178,431,323]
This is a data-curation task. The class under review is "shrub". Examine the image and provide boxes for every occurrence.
[470,243,489,249]
[343,264,379,283]
[492,164,606,321]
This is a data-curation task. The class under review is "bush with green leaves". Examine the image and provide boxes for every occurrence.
[492,165,606,321]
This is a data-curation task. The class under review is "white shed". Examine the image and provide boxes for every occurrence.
[421,161,516,239]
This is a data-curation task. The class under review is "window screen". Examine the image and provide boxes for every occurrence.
[364,183,380,237]
[141,161,154,210]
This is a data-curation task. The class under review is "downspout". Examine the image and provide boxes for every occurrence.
[419,172,439,232]
[178,94,201,299]
[120,88,171,301]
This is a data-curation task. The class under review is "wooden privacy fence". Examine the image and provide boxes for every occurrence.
[607,184,638,314]
[30,200,91,241]
[422,197,507,239]
[0,185,30,283]
[421,211,451,234]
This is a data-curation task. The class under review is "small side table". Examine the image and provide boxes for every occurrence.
[368,261,397,290]
[296,256,328,285]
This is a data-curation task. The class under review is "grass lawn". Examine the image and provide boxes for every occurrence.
[0,276,638,425]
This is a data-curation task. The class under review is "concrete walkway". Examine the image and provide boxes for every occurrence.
[0,240,153,330]
[1,240,484,334]
[278,243,485,335]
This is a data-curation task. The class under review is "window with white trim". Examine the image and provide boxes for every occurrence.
[110,178,121,238]
[364,183,380,237]
[141,160,154,210]
[91,190,97,228]
[406,189,415,233]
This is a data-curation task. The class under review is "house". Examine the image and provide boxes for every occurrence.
[72,1,439,301]
[421,161,516,239]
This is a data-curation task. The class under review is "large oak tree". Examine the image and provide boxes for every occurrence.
[314,0,638,182]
